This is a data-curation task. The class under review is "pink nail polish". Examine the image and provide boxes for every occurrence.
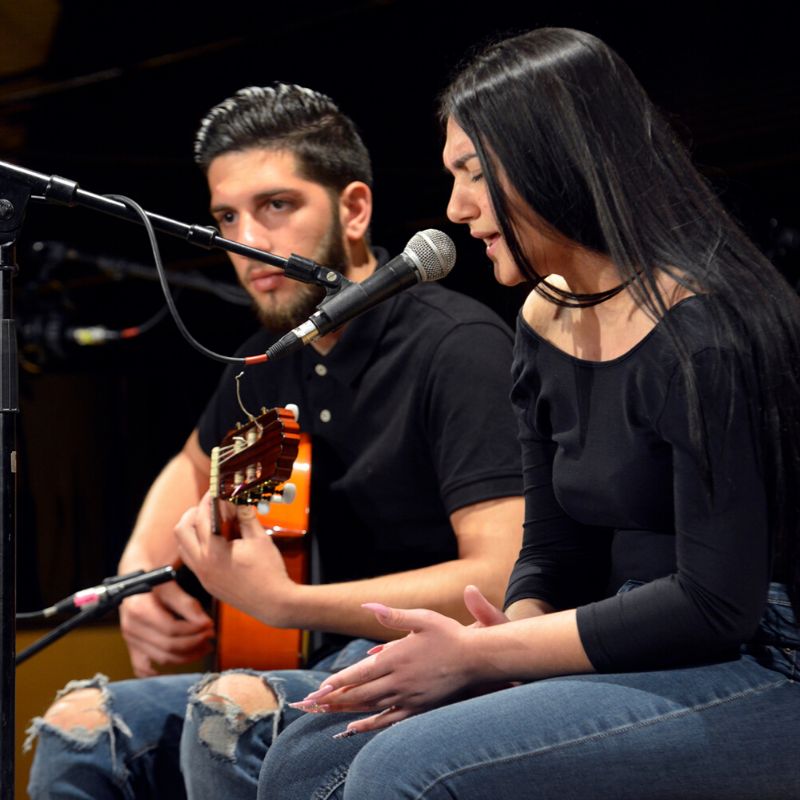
[361,602,390,619]
[303,683,335,702]
[332,728,359,739]
[288,701,329,713]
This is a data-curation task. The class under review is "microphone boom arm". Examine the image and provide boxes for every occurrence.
[0,159,344,291]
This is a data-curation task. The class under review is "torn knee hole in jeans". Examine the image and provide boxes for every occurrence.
[23,673,132,753]
[189,671,283,760]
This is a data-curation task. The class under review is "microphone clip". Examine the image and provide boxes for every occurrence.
[283,254,349,294]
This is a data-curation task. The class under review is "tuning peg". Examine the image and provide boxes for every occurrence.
[276,483,297,504]
[285,403,299,422]
[257,500,271,515]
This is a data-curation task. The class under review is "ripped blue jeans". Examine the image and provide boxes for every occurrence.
[25,639,376,800]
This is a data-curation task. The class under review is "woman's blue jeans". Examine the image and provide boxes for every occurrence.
[257,584,800,799]
[26,639,376,799]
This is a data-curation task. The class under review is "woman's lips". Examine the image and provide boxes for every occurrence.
[485,234,501,258]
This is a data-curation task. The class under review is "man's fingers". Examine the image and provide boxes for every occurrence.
[131,622,214,651]
[127,584,213,630]
[159,584,214,627]
[175,505,198,530]
[236,504,270,539]
[124,625,214,661]
[130,651,156,678]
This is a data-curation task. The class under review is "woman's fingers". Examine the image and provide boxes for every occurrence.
[363,602,445,634]
[332,704,412,738]
[293,659,398,710]
[463,584,508,627]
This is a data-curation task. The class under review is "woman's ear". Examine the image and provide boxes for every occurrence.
[338,181,373,242]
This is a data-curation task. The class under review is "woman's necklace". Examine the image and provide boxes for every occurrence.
[534,273,639,308]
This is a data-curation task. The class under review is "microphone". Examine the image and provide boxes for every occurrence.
[265,229,456,360]
[41,566,177,617]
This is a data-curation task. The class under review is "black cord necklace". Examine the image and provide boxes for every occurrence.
[534,272,639,308]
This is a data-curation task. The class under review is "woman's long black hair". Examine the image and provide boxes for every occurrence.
[440,27,800,611]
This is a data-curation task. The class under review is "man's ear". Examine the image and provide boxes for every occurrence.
[338,181,372,241]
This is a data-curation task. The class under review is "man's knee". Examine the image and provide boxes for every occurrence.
[185,673,279,763]
[42,687,109,732]
[197,672,278,715]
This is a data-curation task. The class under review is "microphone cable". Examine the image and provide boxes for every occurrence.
[106,194,266,365]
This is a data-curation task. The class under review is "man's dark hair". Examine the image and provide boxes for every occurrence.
[194,83,372,191]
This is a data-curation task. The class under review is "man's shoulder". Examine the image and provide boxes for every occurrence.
[401,282,512,336]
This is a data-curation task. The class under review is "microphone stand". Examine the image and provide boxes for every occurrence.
[16,603,124,667]
[0,157,345,795]
[0,174,26,797]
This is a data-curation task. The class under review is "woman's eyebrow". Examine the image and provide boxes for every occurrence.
[443,152,479,174]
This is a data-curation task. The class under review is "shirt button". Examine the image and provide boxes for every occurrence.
[314,364,328,376]
[319,409,332,423]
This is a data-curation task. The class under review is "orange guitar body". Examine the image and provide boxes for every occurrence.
[215,433,311,671]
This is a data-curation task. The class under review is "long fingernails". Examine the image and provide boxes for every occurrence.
[333,728,359,739]
[366,644,384,655]
[288,701,329,713]
[361,602,391,620]
[300,683,335,702]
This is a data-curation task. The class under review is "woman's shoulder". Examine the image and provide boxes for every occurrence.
[520,277,566,334]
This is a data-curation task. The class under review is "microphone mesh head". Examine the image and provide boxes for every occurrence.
[404,229,456,282]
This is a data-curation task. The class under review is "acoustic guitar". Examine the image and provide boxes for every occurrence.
[209,406,311,670]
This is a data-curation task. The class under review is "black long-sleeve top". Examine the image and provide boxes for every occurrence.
[504,296,771,671]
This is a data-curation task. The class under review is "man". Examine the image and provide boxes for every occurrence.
[27,84,523,799]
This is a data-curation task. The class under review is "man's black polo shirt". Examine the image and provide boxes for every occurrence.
[197,276,521,586]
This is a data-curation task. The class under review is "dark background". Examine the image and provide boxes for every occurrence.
[2,0,798,609]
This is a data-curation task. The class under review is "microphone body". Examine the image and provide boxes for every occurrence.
[45,565,176,616]
[266,229,456,360]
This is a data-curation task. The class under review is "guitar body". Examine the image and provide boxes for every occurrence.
[211,411,312,671]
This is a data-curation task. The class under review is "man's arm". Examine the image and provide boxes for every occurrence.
[175,494,524,642]
[117,429,215,677]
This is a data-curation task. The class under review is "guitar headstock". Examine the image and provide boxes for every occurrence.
[210,407,301,506]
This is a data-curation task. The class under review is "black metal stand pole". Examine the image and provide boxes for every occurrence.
[0,211,23,799]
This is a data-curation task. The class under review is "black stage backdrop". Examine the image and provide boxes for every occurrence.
[1,0,797,609]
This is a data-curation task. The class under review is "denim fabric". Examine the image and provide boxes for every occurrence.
[26,639,377,800]
[257,584,800,800]
[27,673,194,800]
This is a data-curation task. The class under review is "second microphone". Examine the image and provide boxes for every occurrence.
[265,229,456,361]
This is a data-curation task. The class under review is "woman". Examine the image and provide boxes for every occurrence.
[257,28,800,799]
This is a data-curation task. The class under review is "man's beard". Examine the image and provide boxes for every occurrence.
[254,212,348,334]
[255,281,327,335]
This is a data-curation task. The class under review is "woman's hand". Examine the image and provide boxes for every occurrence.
[291,585,508,736]
[464,583,509,628]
